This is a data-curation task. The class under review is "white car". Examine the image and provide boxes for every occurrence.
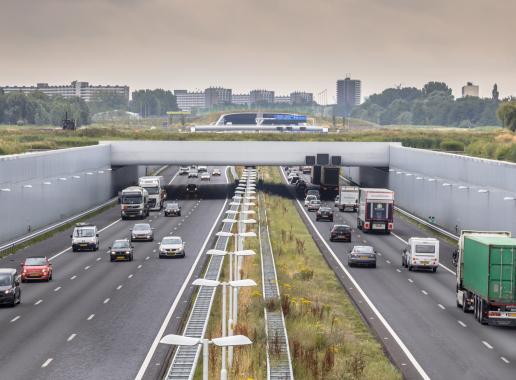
[304,194,318,207]
[201,173,211,181]
[198,165,208,172]
[71,223,99,252]
[158,236,185,258]
[188,170,198,178]
[212,168,221,176]
[307,199,322,211]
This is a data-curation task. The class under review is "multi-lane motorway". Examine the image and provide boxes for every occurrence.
[0,166,230,380]
[281,168,516,380]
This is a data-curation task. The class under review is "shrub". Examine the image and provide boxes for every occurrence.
[439,140,464,151]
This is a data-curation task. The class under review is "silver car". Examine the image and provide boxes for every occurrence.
[348,245,377,268]
[130,223,154,242]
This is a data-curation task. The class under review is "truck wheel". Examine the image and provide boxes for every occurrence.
[408,265,413,271]
[462,293,470,313]
[432,267,437,273]
[479,299,488,325]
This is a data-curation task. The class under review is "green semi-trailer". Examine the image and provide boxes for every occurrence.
[456,230,516,326]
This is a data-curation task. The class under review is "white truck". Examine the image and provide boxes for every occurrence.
[357,188,394,233]
[402,237,439,272]
[138,176,166,211]
[120,186,150,219]
[337,186,359,212]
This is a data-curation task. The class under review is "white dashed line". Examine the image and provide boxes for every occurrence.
[96,257,101,262]
[421,290,428,295]
[128,274,133,279]
[386,260,391,264]
[137,264,142,269]
[482,341,493,350]
[438,304,446,310]
[145,256,150,260]
[84,266,90,270]
[103,298,110,304]
[54,286,62,292]
[67,334,76,342]
[501,357,510,364]
[87,314,95,321]
[41,358,53,368]
[377,252,382,256]
[458,320,467,328]
[70,275,77,280]
[10,315,20,323]
[35,299,43,305]
[396,269,401,273]
[116,285,123,290]
[408,279,414,283]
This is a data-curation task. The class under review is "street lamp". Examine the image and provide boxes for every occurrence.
[192,278,256,380]
[159,333,252,380]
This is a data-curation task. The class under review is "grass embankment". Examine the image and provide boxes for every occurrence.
[194,208,267,379]
[262,166,400,380]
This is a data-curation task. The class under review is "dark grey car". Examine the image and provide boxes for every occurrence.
[164,202,181,217]
[0,268,21,307]
[109,239,134,262]
[348,245,377,268]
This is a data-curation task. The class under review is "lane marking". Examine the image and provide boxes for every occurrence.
[84,266,90,270]
[421,290,428,295]
[35,299,43,305]
[54,286,61,292]
[116,285,123,290]
[70,275,77,280]
[137,264,142,269]
[501,357,510,364]
[438,304,446,310]
[386,260,391,264]
[10,315,20,322]
[96,257,101,262]
[408,278,414,283]
[128,274,133,279]
[391,232,456,275]
[458,320,467,328]
[41,358,53,368]
[282,168,431,380]
[396,269,401,273]
[145,256,150,261]
[103,298,110,304]
[135,167,230,380]
[87,314,95,321]
[67,334,76,342]
[482,341,493,350]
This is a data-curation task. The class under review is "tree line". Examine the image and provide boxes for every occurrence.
[351,82,501,127]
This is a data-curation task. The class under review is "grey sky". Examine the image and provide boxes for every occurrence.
[1,0,514,100]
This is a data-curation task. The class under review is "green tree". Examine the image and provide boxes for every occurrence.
[88,91,128,115]
[497,102,516,131]
[422,81,452,97]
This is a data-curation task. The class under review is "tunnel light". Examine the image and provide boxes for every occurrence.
[478,189,489,193]
[415,177,423,180]
[503,197,515,201]
[0,188,11,192]
[43,181,52,185]
[59,177,67,181]
[72,175,81,179]
[396,171,403,175]
[23,185,33,188]
[98,170,105,174]
[105,168,113,171]
[389,168,395,172]
[458,186,469,190]
[405,173,413,177]
[86,172,94,175]
[427,178,436,182]
[442,183,451,187]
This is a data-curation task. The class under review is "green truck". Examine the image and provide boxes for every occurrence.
[456,230,516,326]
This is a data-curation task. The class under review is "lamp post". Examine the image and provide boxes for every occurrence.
[192,278,256,380]
[159,334,252,380]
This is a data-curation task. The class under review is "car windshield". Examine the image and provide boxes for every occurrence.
[415,244,436,254]
[311,200,321,205]
[320,207,331,211]
[162,237,182,245]
[112,241,130,249]
[353,246,374,254]
[334,226,350,232]
[166,203,178,209]
[121,195,142,204]
[306,195,315,201]
[25,258,47,266]
[0,274,11,286]
[142,186,159,195]
[133,224,150,231]
[74,228,95,237]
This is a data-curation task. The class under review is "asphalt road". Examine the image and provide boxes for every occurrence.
[281,168,516,380]
[0,166,230,380]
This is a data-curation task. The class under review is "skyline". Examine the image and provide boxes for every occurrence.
[1,1,515,100]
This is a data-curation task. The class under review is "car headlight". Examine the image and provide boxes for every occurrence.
[4,288,14,294]
[125,251,131,254]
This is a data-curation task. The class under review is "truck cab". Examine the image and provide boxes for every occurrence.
[402,237,439,272]
[138,176,166,211]
[120,186,150,219]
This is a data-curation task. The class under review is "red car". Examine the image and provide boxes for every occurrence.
[21,257,53,282]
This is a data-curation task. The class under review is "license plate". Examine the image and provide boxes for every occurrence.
[360,256,370,259]
[372,223,384,230]
[80,244,87,246]
[420,261,429,265]
[117,256,126,260]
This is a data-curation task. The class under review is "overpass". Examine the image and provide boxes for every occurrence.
[104,140,399,167]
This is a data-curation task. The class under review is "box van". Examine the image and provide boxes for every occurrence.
[402,237,439,272]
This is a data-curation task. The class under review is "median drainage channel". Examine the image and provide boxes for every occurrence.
[258,191,294,380]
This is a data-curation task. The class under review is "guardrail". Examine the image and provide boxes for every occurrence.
[394,207,459,241]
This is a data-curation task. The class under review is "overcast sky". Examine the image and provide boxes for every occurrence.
[1,0,515,101]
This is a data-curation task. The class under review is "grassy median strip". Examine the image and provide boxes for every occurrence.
[262,166,400,380]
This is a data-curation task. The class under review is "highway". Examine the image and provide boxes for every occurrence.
[0,166,230,380]
[281,168,516,380]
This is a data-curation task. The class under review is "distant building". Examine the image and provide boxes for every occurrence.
[492,84,499,101]
[232,94,250,106]
[290,91,313,105]
[336,77,361,116]
[204,87,232,108]
[174,90,205,111]
[0,81,129,102]
[250,89,275,105]
[274,95,291,104]
[462,82,479,98]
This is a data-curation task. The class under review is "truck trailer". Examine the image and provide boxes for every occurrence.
[320,167,340,193]
[357,188,394,233]
[456,230,516,326]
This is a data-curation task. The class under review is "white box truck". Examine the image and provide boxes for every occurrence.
[337,186,359,212]
[402,237,439,272]
[120,186,150,219]
[138,176,166,211]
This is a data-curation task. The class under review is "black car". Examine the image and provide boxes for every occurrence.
[164,202,181,217]
[316,207,334,221]
[186,183,198,197]
[109,239,134,262]
[330,224,352,242]
[296,179,307,193]
[0,268,21,307]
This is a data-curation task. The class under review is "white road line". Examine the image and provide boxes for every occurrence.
[391,232,456,275]
[482,341,493,350]
[87,314,95,321]
[41,358,53,368]
[116,285,123,290]
[458,320,467,328]
[386,260,391,264]
[137,264,142,269]
[501,357,510,364]
[408,278,414,283]
[128,274,133,279]
[54,286,61,292]
[103,298,110,304]
[167,170,180,185]
[283,169,431,380]
[10,315,20,322]
[135,167,230,380]
[67,334,76,342]
[145,256,150,260]
[96,257,101,261]
[421,290,428,295]
[438,304,446,310]
[70,275,77,280]
[84,266,90,270]
[35,299,43,305]
[396,269,401,273]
